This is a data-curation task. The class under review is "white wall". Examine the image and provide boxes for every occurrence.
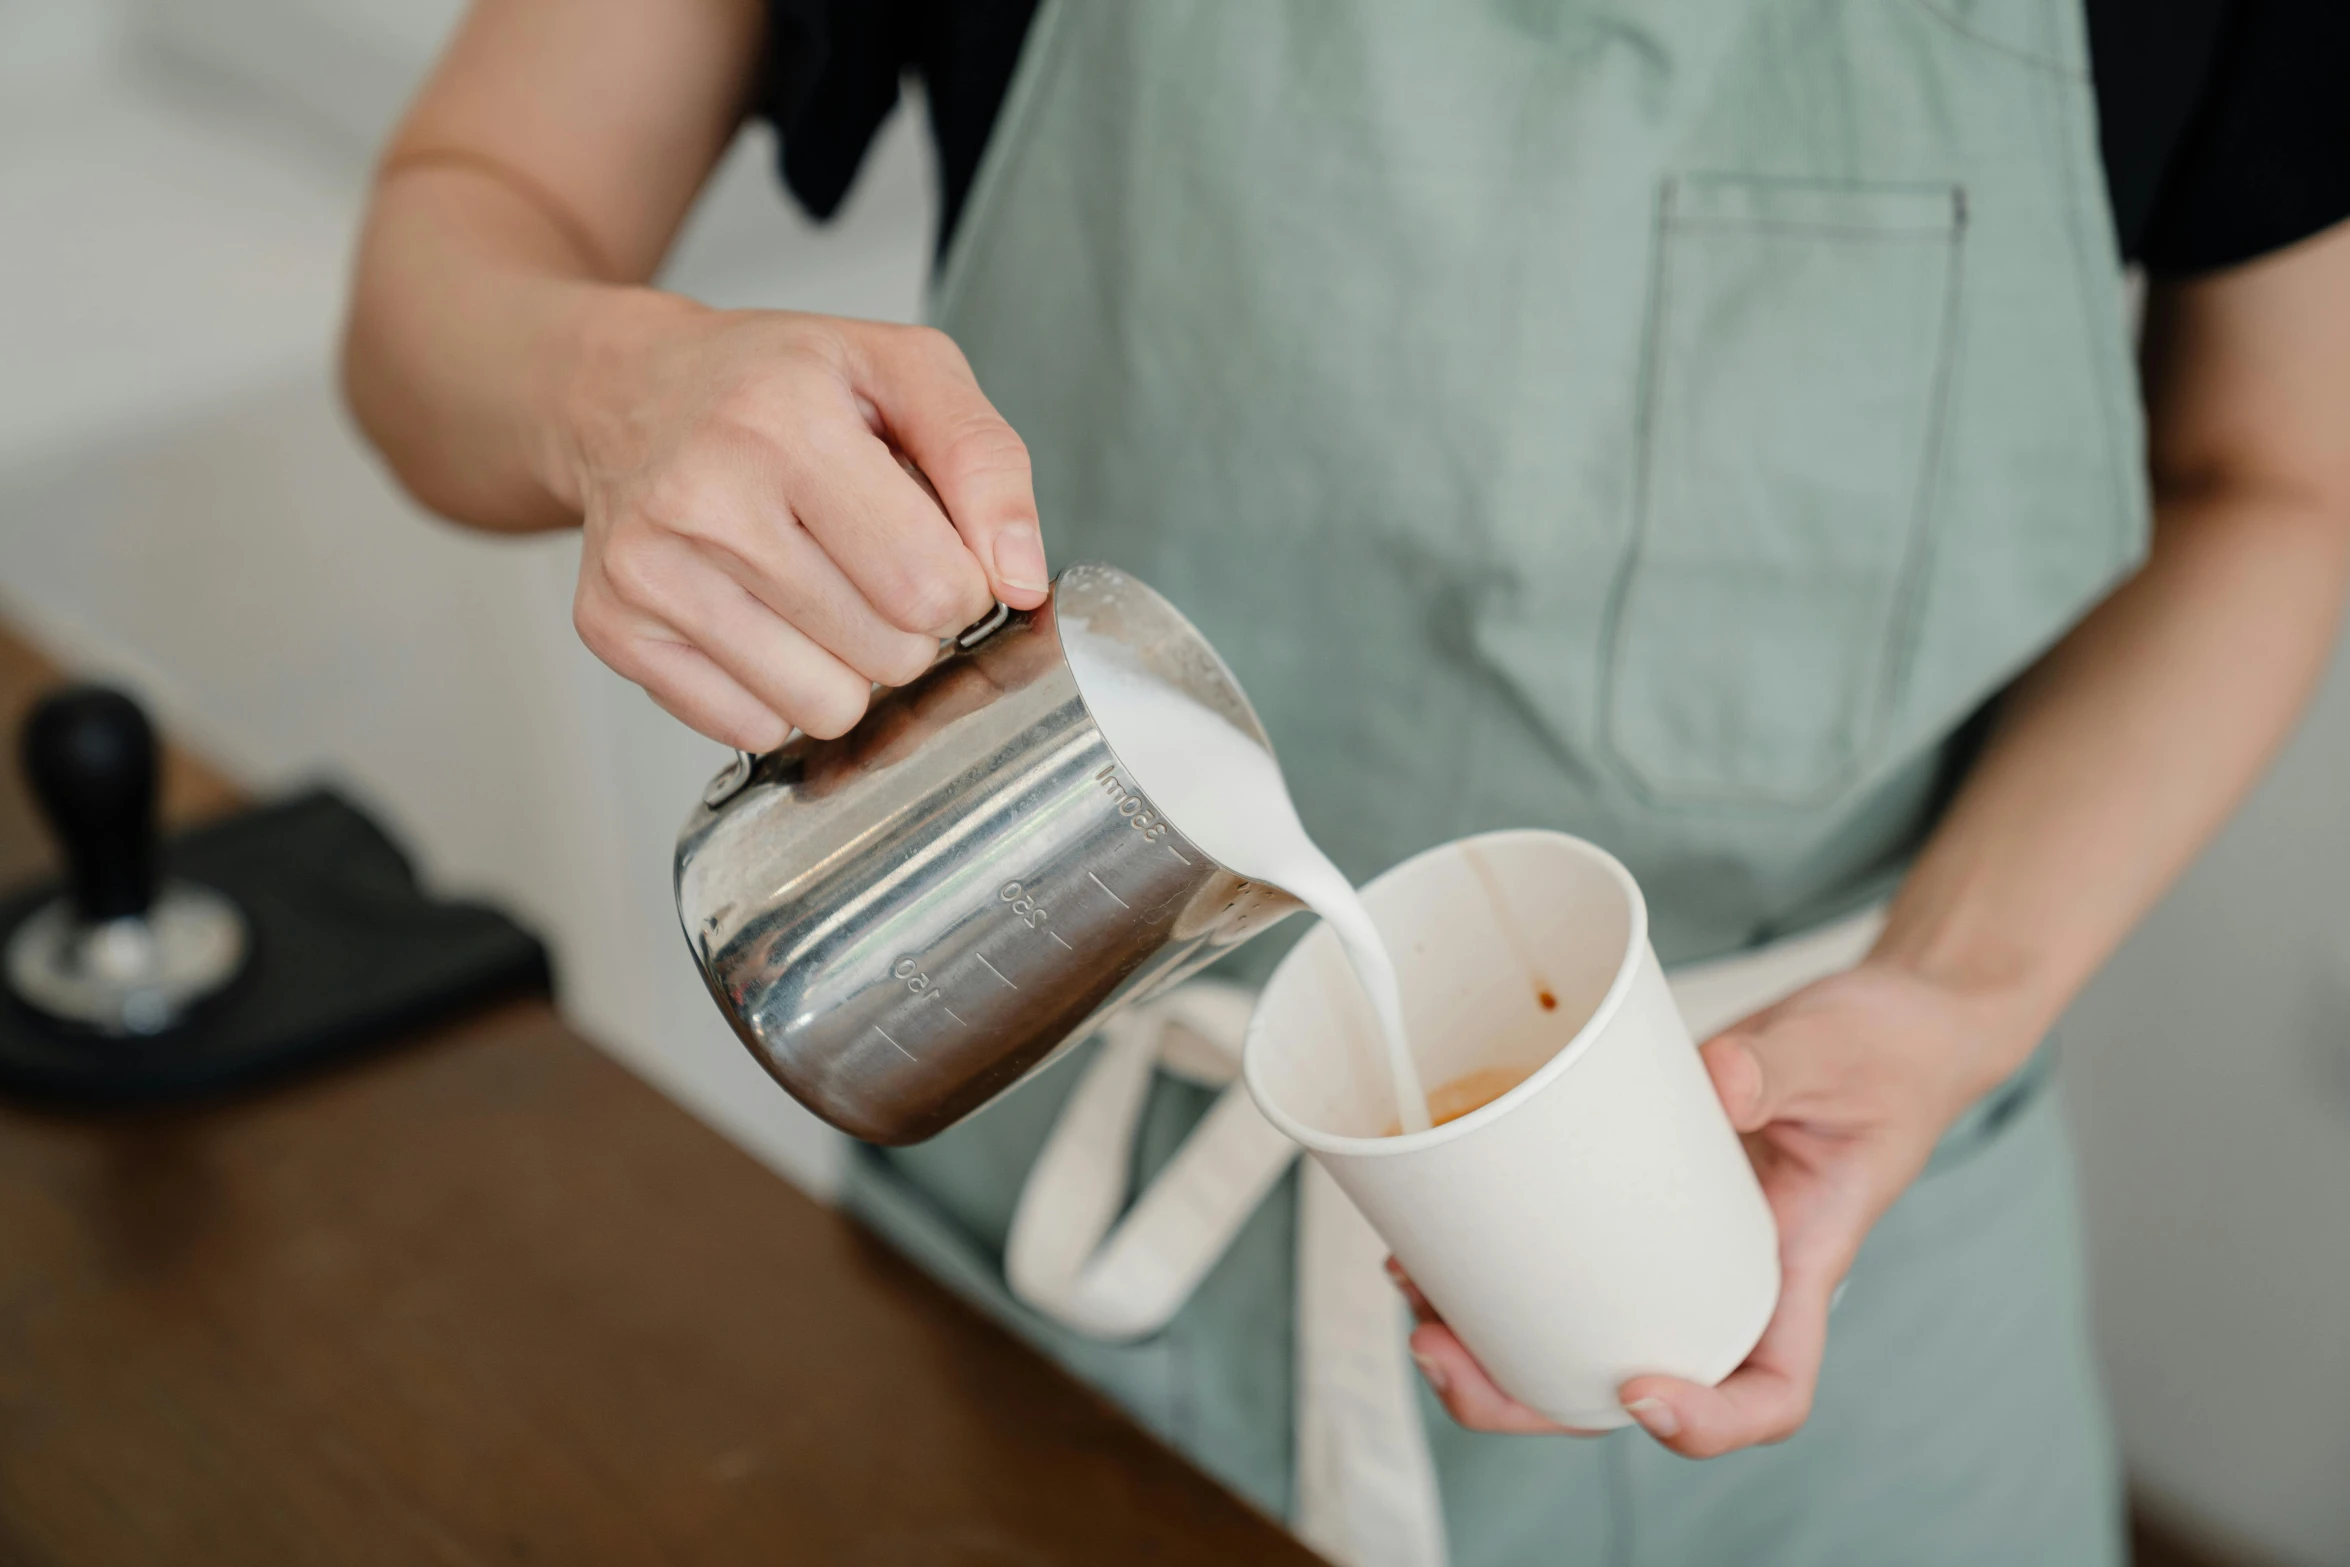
[2062,633,2350,1565]
[0,0,123,86]
[2,7,2346,1563]
[0,4,930,1196]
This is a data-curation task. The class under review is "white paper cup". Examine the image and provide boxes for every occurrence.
[1242,830,1780,1429]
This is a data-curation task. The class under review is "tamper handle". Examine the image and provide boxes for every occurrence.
[21,686,158,924]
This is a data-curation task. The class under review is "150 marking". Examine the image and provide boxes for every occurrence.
[889,957,968,1026]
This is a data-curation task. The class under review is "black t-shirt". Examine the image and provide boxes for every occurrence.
[755,0,2350,274]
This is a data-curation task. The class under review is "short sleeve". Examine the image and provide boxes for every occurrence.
[751,1,907,225]
[2140,0,2350,274]
[749,0,1038,254]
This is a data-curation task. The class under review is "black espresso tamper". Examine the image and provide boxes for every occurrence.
[4,687,247,1035]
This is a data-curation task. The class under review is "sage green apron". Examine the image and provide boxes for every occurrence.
[846,2,2145,1560]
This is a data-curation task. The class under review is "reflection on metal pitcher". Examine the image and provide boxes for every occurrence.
[674,564,1301,1145]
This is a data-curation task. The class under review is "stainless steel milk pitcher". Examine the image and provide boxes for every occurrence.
[674,563,1301,1145]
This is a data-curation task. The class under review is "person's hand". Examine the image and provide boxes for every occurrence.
[1399,959,2030,1455]
[554,294,1050,750]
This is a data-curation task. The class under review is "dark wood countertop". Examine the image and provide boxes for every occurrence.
[0,630,1315,1566]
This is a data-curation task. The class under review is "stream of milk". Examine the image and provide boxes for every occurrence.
[1062,623,1433,1133]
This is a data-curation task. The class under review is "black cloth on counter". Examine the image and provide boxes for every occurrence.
[755,0,2350,275]
[0,790,550,1104]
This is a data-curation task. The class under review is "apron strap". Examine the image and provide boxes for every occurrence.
[1668,907,1886,1041]
[1005,983,1293,1340]
[1005,905,1889,1567]
[1004,978,1447,1566]
[1295,1160,1453,1567]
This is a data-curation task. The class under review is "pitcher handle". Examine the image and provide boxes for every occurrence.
[699,599,1015,810]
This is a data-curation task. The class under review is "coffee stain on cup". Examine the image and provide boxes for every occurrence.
[1462,842,1554,1014]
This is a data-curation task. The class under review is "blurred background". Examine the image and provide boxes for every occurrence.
[1,2,2344,1562]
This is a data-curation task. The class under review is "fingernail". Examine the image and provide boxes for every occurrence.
[1625,1397,1680,1439]
[1733,1042,1766,1120]
[993,523,1049,593]
[1411,1351,1449,1394]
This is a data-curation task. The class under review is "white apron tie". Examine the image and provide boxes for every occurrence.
[1004,908,1885,1567]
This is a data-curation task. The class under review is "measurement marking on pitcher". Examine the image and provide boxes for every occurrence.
[974,952,1019,990]
[942,1004,968,1026]
[1047,930,1073,951]
[1087,870,1130,909]
[874,1025,916,1062]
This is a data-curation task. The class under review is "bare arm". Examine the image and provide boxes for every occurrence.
[1417,219,2350,1453]
[343,0,1049,749]
[344,0,754,530]
[1879,222,2350,1035]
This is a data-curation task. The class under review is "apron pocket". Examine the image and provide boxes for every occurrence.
[1601,175,1964,805]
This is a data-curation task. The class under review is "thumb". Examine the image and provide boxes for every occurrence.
[1700,1014,1839,1133]
[861,325,1050,610]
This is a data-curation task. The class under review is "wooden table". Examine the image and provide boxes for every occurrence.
[0,633,1316,1565]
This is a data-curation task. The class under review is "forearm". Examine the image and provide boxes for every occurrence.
[1876,227,2350,1086]
[1575,484,2350,1457]
[340,0,758,530]
[345,169,666,530]
[337,5,1041,750]
[1877,483,2350,1074]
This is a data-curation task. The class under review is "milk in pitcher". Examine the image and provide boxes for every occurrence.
[1060,621,1433,1132]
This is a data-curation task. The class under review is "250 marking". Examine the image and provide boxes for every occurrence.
[890,881,1052,999]
[999,881,1049,928]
